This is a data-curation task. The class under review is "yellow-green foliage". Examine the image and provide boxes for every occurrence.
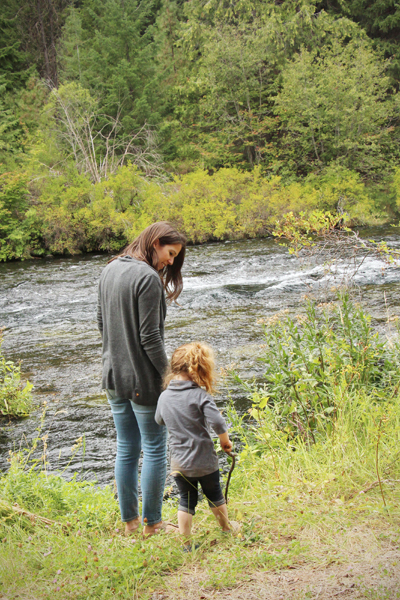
[27,164,144,255]
[127,166,375,244]
[303,165,374,222]
[0,160,383,259]
[0,171,38,261]
[0,334,33,418]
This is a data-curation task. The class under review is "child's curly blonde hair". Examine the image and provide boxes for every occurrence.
[164,342,216,394]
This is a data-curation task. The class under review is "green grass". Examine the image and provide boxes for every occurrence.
[1,299,399,598]
[0,387,399,599]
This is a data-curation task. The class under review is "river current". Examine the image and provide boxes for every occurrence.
[1,229,400,484]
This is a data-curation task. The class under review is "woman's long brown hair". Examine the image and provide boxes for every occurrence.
[110,222,186,301]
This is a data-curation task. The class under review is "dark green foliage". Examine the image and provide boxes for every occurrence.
[0,0,73,87]
[59,0,161,129]
[0,12,36,90]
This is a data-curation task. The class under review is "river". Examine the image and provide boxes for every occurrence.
[1,228,400,484]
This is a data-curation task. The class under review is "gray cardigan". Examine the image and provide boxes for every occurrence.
[155,380,228,477]
[97,256,168,406]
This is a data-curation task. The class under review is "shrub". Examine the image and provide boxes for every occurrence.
[0,332,33,418]
[239,294,400,442]
[0,172,41,260]
[0,162,386,260]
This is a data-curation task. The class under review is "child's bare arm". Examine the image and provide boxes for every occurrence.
[218,432,233,453]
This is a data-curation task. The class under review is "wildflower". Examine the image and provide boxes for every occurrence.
[71,437,83,452]
[57,569,62,574]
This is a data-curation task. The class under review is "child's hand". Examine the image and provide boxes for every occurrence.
[221,440,233,453]
[218,432,233,453]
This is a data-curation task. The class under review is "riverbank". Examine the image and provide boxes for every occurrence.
[0,389,399,600]
[2,164,398,262]
[1,295,400,599]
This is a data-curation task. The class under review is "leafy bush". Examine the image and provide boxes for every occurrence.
[128,167,376,243]
[0,161,388,260]
[26,162,144,255]
[0,172,41,261]
[0,332,33,417]
[241,295,400,442]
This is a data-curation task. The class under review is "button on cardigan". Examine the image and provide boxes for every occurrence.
[97,256,168,406]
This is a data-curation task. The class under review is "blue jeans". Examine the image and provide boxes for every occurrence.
[106,390,167,525]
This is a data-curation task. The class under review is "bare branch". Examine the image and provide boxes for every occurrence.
[47,84,165,182]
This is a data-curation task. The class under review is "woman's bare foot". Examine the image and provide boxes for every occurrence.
[125,517,141,536]
[143,521,178,537]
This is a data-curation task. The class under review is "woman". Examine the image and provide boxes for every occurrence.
[97,222,186,536]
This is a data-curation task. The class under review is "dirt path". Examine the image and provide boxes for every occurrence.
[155,545,400,599]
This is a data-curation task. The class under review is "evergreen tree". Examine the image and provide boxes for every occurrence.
[275,38,398,178]
[0,8,36,89]
[318,0,400,84]
[58,0,162,131]
[165,0,371,170]
[1,0,73,87]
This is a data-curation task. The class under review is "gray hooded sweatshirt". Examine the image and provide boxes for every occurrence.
[97,256,168,405]
[155,380,228,477]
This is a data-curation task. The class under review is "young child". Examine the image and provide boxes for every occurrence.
[155,342,233,543]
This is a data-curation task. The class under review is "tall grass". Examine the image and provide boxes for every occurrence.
[224,295,400,560]
[232,390,400,504]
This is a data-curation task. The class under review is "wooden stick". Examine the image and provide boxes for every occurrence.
[224,452,236,505]
[347,479,400,500]
[0,500,68,530]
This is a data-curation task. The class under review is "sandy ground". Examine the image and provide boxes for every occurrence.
[154,540,400,599]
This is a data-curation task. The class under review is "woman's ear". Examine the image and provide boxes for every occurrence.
[153,239,160,250]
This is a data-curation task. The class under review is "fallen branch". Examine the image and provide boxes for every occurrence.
[348,479,400,500]
[0,499,68,531]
